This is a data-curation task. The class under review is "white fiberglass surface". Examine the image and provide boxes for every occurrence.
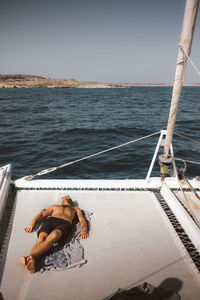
[1,189,200,300]
[175,191,200,224]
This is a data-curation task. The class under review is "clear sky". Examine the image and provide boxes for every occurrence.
[0,0,200,83]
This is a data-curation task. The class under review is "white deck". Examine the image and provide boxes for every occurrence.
[14,176,200,189]
[1,189,200,300]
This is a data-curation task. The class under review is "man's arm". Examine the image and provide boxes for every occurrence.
[75,207,89,239]
[24,205,56,233]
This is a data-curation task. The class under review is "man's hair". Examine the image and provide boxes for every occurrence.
[62,195,73,205]
[67,197,73,205]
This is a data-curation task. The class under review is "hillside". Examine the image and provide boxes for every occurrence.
[0,74,121,88]
[0,74,199,88]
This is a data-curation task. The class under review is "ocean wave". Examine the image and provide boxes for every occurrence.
[0,87,199,180]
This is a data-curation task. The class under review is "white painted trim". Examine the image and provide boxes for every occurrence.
[145,130,178,184]
[145,130,165,183]
[14,176,200,190]
[0,164,11,220]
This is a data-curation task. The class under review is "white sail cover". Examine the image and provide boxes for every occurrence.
[164,0,199,154]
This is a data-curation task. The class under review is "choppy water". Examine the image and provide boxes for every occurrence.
[0,87,199,180]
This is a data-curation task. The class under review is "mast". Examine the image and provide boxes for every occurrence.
[164,0,199,155]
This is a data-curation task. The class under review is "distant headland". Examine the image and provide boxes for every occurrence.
[0,74,199,88]
[0,74,121,88]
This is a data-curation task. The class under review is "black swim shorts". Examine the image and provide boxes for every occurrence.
[37,217,72,239]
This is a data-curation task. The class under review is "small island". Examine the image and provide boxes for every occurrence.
[0,74,122,88]
[0,74,199,88]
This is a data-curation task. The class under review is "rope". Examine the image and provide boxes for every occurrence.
[174,155,200,226]
[174,154,200,227]
[174,132,200,144]
[25,131,160,180]
[175,157,200,165]
[178,181,200,228]
[179,44,200,79]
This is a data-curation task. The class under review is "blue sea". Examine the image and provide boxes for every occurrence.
[0,87,199,180]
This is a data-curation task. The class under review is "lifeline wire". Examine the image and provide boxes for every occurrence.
[25,131,160,180]
[174,132,200,144]
[175,158,200,165]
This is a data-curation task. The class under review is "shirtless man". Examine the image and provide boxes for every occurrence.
[20,195,88,274]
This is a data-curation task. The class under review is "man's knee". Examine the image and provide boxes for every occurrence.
[37,232,48,244]
[49,230,62,241]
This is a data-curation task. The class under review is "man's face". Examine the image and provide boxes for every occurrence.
[62,196,72,206]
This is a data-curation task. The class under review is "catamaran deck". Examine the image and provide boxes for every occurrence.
[1,184,200,299]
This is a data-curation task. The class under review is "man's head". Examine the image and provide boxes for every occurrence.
[61,195,73,206]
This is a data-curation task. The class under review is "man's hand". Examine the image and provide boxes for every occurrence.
[75,208,89,239]
[78,230,88,239]
[24,224,34,233]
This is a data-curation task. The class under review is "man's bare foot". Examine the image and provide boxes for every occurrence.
[20,256,36,274]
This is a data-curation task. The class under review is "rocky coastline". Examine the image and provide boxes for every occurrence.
[0,74,199,88]
[0,74,121,88]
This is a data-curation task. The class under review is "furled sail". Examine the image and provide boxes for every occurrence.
[164,0,199,155]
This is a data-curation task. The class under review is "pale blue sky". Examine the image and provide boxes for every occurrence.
[0,0,200,83]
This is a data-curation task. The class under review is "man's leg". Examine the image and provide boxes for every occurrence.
[20,230,62,273]
[36,232,48,245]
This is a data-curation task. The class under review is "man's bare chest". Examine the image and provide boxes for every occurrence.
[52,205,76,219]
